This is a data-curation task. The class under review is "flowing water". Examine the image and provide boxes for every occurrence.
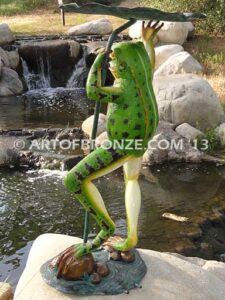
[22,58,51,90]
[1,164,225,289]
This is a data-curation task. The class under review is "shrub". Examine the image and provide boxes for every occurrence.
[196,128,222,153]
[0,0,49,15]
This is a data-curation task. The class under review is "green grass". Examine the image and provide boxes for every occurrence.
[0,0,49,15]
[184,35,225,75]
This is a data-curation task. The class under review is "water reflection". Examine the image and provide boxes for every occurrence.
[0,89,94,130]
[0,164,225,288]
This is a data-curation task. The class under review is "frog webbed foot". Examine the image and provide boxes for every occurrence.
[103,236,135,263]
[55,243,92,278]
[142,20,164,42]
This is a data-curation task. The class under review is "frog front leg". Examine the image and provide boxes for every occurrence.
[86,52,122,103]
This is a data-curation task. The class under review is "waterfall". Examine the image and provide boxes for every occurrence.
[22,45,88,91]
[22,56,51,90]
[66,48,88,88]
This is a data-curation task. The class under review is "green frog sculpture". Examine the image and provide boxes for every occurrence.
[56,21,162,275]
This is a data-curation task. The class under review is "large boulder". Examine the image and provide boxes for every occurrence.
[0,24,15,46]
[96,131,108,147]
[0,47,20,70]
[157,21,189,45]
[6,50,20,70]
[15,233,225,300]
[155,44,184,69]
[176,123,204,141]
[143,121,203,164]
[0,47,10,67]
[0,67,23,96]
[155,51,203,76]
[68,18,113,36]
[153,74,225,130]
[215,123,225,145]
[186,22,195,39]
[129,21,143,39]
[82,113,107,137]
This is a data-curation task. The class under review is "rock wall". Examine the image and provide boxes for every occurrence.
[0,24,23,96]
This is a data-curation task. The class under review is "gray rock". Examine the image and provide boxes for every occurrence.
[128,21,143,39]
[0,23,15,46]
[0,47,10,67]
[155,51,203,76]
[95,131,108,147]
[15,233,225,300]
[143,132,169,164]
[6,49,20,70]
[68,19,113,36]
[0,138,20,167]
[215,123,225,145]
[86,41,107,67]
[19,40,80,66]
[0,67,23,96]
[203,261,225,282]
[82,113,107,137]
[186,22,195,39]
[155,44,184,69]
[143,121,203,165]
[157,21,189,45]
[176,123,204,141]
[153,74,225,130]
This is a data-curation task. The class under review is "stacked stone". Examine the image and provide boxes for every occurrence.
[0,24,23,96]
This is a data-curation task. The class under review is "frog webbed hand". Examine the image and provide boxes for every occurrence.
[86,50,122,104]
[141,20,164,44]
[141,20,164,73]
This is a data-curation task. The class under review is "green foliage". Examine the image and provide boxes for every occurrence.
[138,0,225,34]
[197,128,222,153]
[0,0,48,15]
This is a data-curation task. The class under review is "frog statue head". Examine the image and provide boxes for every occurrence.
[109,41,153,82]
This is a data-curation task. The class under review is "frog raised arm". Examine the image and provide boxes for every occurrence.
[56,21,163,276]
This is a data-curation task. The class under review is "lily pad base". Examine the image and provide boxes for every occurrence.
[40,249,147,295]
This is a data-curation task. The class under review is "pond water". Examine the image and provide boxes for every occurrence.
[1,164,225,289]
[0,88,94,130]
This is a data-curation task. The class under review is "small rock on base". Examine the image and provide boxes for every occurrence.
[0,282,13,300]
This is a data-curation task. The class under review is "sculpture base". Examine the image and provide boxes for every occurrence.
[40,248,147,295]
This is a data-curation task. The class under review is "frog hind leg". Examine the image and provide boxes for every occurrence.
[64,146,130,257]
[112,156,142,252]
